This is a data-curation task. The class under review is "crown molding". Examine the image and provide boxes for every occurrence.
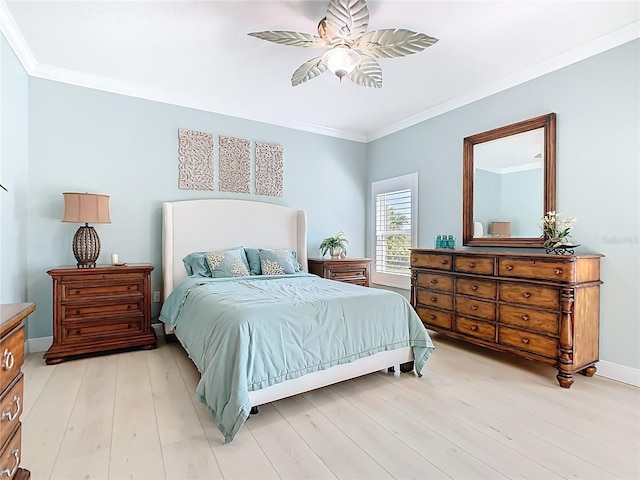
[0,0,36,72]
[367,21,640,142]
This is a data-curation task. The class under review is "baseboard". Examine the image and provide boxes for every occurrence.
[595,360,640,387]
[26,324,167,354]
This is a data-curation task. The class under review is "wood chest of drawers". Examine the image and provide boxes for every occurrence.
[308,258,372,287]
[1,303,34,480]
[44,265,156,365]
[411,249,602,388]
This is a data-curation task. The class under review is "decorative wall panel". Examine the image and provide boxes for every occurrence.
[178,129,214,190]
[255,142,284,197]
[219,135,251,193]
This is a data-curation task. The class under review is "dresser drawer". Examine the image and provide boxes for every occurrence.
[61,299,144,321]
[0,422,22,479]
[416,290,453,311]
[499,326,558,358]
[499,304,559,335]
[61,280,143,302]
[455,297,496,321]
[499,258,575,282]
[416,307,452,330]
[63,318,143,340]
[411,253,452,271]
[455,277,497,299]
[499,283,560,310]
[454,256,495,275]
[455,317,496,341]
[416,272,453,293]
[0,326,24,395]
[0,375,23,448]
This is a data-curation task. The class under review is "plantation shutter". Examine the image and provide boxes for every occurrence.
[371,173,417,289]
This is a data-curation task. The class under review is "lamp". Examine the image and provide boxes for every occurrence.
[491,221,511,237]
[321,45,361,80]
[62,192,111,268]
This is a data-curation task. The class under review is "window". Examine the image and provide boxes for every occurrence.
[371,173,418,289]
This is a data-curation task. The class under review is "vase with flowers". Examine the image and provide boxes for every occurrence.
[539,211,578,254]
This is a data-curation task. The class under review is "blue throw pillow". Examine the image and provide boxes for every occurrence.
[204,248,251,278]
[182,252,212,277]
[244,247,263,275]
[259,249,296,275]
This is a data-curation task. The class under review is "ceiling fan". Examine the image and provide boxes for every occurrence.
[248,0,438,88]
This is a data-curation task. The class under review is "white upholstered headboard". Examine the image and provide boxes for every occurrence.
[162,199,307,300]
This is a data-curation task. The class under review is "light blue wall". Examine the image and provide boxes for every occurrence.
[27,79,367,339]
[367,39,640,369]
[500,169,542,237]
[0,33,29,303]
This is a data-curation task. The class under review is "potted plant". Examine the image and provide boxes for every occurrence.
[319,231,349,258]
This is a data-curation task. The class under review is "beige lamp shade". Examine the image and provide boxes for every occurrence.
[62,192,111,224]
[491,221,511,237]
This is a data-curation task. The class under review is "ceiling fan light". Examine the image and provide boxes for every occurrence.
[322,46,361,80]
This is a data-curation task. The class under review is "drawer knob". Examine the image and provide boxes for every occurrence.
[523,292,531,298]
[127,305,132,310]
[431,297,438,303]
[554,268,562,275]
[75,289,81,294]
[0,448,20,478]
[506,264,514,271]
[412,257,417,263]
[471,285,478,291]
[76,309,81,314]
[470,325,478,331]
[521,338,530,344]
[440,259,448,265]
[429,314,436,320]
[76,329,81,335]
[468,262,476,268]
[430,279,438,285]
[1,395,21,422]
[128,324,132,328]
[127,286,132,291]
[522,315,530,321]
[1,349,14,371]
[471,305,478,311]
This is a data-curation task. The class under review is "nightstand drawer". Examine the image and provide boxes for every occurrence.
[499,326,558,358]
[63,319,143,340]
[0,374,23,448]
[0,326,24,396]
[328,267,367,283]
[61,280,143,301]
[0,422,22,479]
[61,299,143,320]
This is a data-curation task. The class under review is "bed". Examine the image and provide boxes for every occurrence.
[159,198,434,442]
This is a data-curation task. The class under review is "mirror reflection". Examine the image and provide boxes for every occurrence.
[462,113,556,248]
[473,127,544,238]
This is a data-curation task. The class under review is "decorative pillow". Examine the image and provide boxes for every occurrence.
[259,248,296,275]
[204,248,251,278]
[182,252,212,277]
[244,247,263,275]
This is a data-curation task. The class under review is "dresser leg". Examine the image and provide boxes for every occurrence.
[580,366,597,377]
[44,356,64,365]
[557,371,574,388]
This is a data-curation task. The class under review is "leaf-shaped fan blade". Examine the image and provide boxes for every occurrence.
[326,0,369,41]
[248,31,326,48]
[348,55,382,88]
[355,29,438,58]
[291,56,328,86]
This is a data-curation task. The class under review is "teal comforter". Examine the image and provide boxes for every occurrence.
[159,273,434,443]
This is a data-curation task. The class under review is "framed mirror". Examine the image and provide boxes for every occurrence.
[463,113,556,247]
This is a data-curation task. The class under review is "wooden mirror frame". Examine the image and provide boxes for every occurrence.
[463,113,556,247]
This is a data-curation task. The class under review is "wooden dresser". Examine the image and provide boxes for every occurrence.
[44,264,156,365]
[1,303,34,480]
[308,258,372,287]
[410,249,602,388]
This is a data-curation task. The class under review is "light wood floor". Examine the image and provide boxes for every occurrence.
[21,333,639,480]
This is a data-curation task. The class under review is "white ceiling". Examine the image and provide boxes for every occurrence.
[2,1,639,142]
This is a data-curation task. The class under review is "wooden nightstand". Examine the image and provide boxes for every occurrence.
[308,258,372,287]
[44,264,156,365]
[1,303,34,480]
